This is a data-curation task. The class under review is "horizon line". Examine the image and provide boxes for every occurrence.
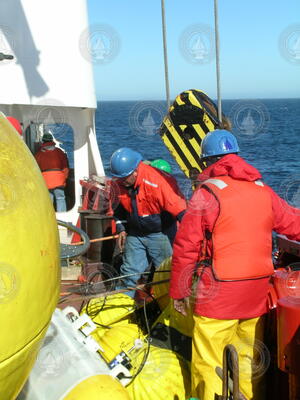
[96,96,300,102]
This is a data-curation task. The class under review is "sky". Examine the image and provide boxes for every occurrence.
[87,0,300,101]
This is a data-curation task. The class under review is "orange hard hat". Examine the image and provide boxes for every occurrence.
[7,116,22,135]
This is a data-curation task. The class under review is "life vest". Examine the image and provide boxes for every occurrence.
[202,176,274,281]
[35,143,69,189]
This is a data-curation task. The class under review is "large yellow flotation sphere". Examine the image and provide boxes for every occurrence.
[63,375,130,400]
[81,293,136,336]
[0,114,60,399]
[126,345,191,400]
[98,323,145,363]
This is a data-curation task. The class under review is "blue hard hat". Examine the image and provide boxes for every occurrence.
[200,129,239,160]
[110,147,143,178]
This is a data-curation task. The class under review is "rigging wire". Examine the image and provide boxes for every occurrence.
[60,269,171,288]
[161,0,170,109]
[118,292,152,383]
[213,0,222,121]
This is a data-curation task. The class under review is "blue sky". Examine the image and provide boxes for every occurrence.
[87,0,300,101]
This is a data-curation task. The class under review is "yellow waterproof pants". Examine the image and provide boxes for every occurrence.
[191,315,266,400]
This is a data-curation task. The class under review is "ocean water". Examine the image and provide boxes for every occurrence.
[95,98,300,205]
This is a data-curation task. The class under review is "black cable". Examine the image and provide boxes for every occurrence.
[120,289,152,383]
[85,295,112,329]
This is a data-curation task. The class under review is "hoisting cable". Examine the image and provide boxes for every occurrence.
[213,0,222,122]
[161,0,170,109]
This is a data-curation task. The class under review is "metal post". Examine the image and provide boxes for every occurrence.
[214,0,222,122]
[161,0,170,110]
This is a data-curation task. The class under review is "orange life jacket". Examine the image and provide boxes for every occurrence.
[35,143,69,189]
[202,176,274,281]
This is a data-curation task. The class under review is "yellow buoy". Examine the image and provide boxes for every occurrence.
[81,293,136,333]
[0,114,60,399]
[126,345,191,400]
[63,375,130,400]
[98,323,145,363]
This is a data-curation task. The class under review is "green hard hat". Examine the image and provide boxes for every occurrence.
[151,159,172,174]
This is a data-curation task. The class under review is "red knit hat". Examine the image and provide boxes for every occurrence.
[7,116,22,135]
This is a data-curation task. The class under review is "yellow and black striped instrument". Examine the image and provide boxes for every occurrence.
[160,89,223,178]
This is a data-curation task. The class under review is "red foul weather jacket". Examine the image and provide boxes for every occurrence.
[35,142,69,190]
[169,154,300,319]
[114,162,186,236]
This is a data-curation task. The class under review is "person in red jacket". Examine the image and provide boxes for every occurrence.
[110,147,186,297]
[35,132,69,212]
[7,116,23,137]
[169,129,300,400]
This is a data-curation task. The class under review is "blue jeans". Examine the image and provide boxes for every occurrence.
[49,187,66,212]
[118,232,172,297]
